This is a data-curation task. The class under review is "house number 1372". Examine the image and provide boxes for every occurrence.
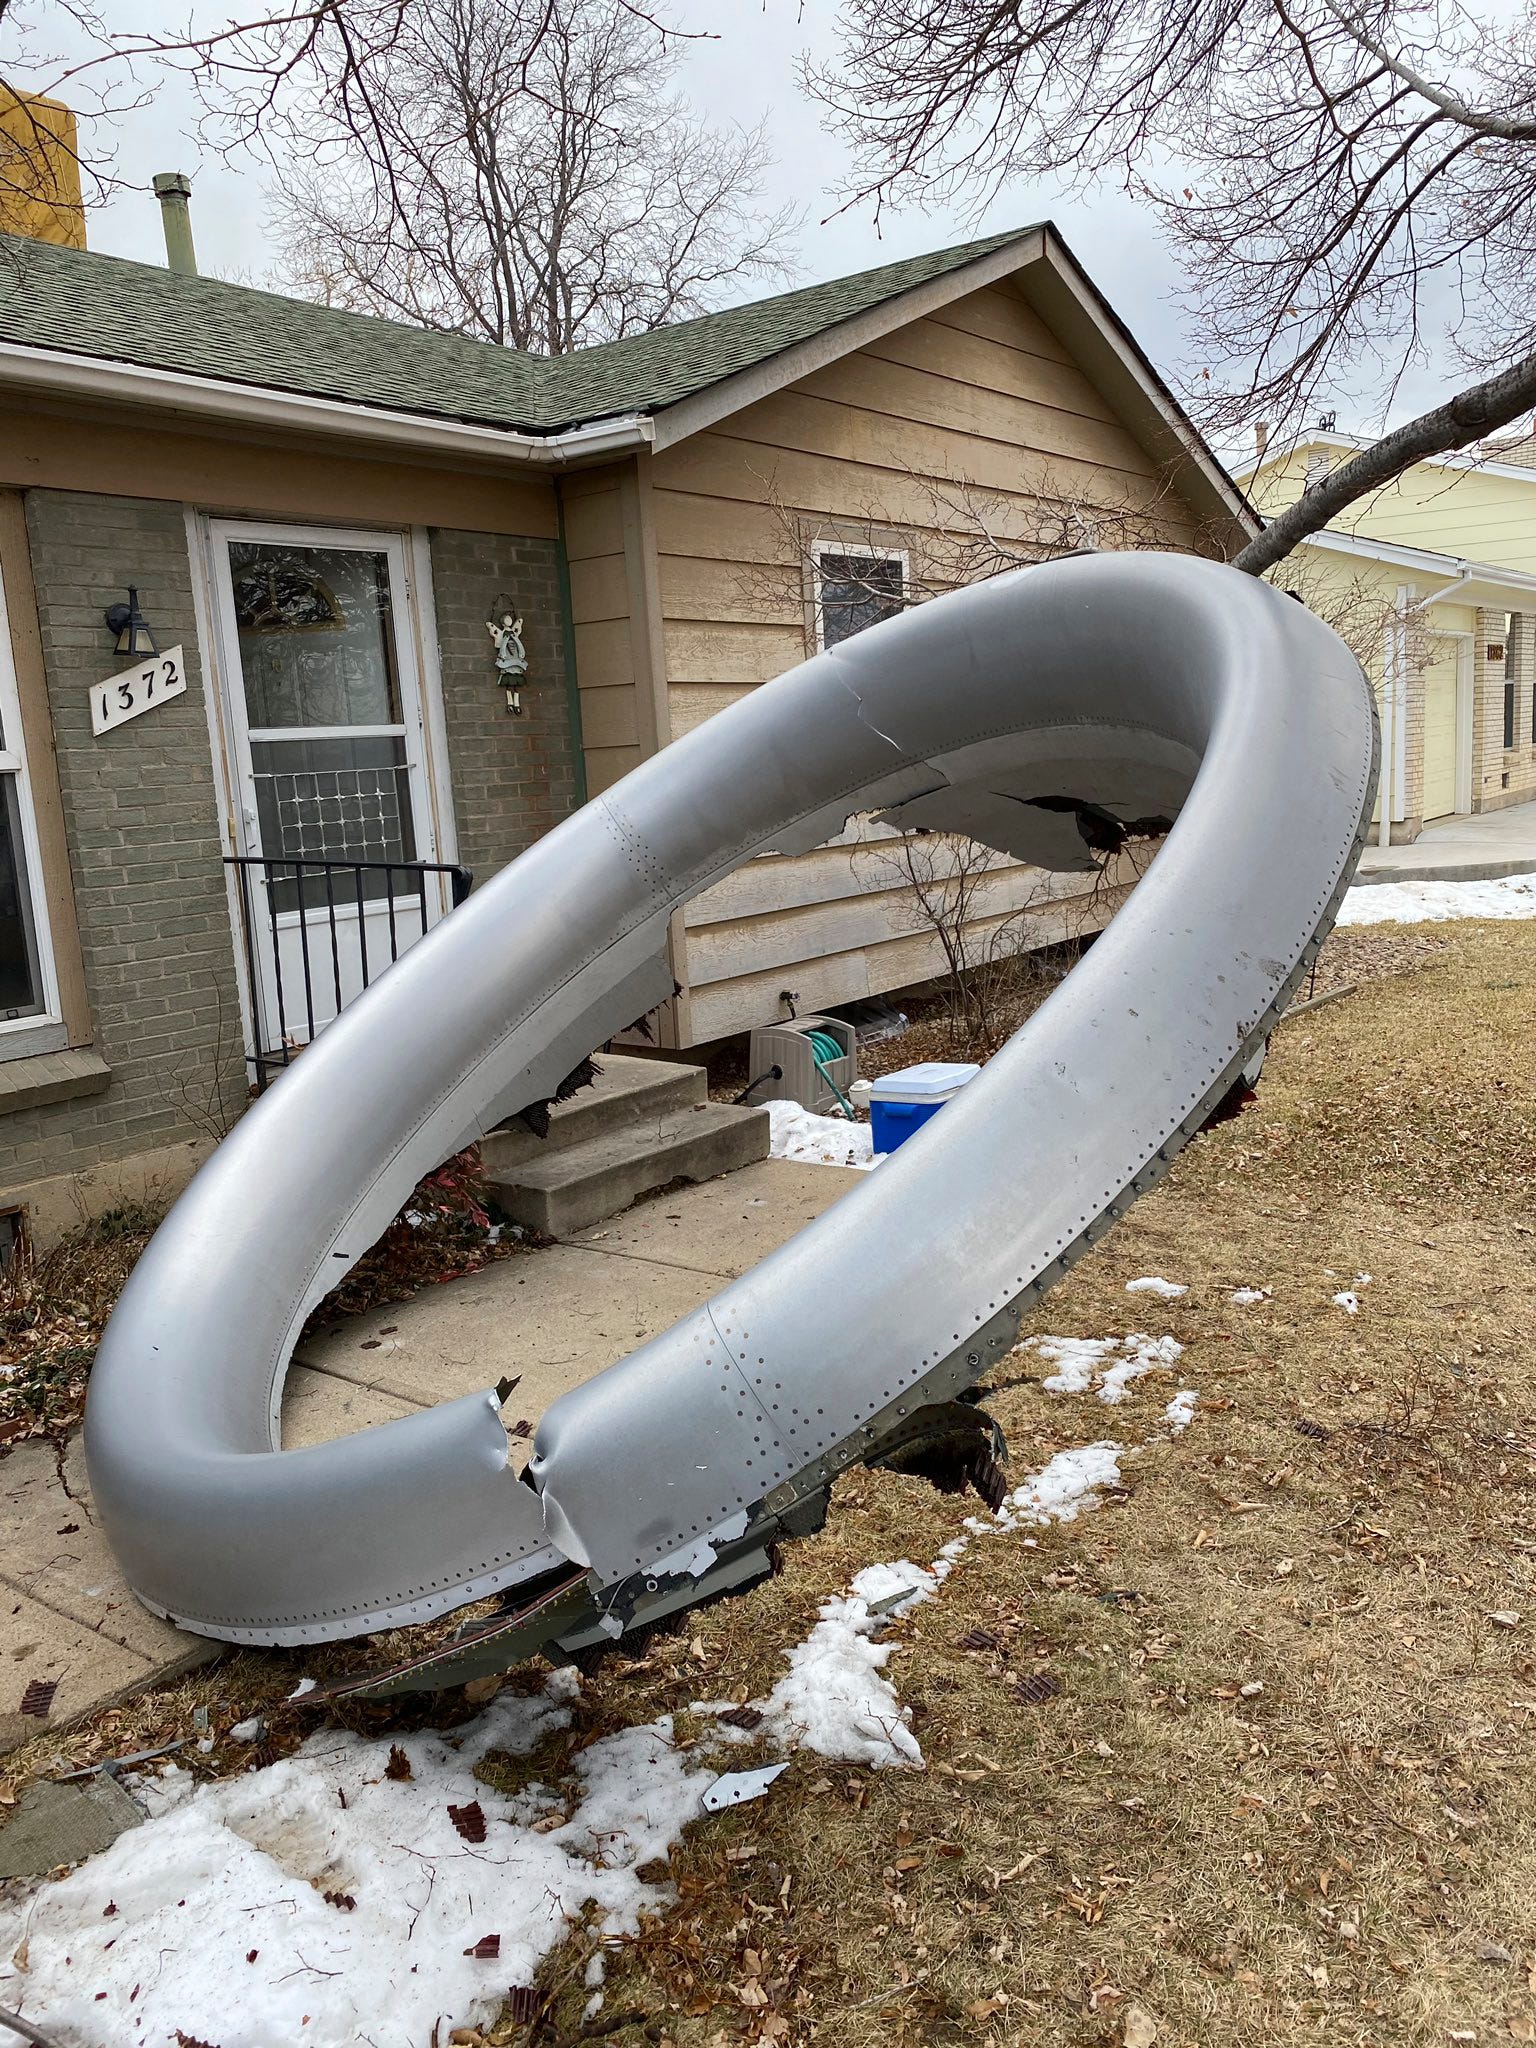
[90,644,188,737]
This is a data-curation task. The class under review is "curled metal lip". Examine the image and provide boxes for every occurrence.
[83,553,1378,1649]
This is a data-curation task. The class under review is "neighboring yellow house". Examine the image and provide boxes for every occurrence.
[1241,428,1536,843]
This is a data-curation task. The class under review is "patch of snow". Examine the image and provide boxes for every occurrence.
[1163,1390,1200,1435]
[756,1560,937,1769]
[1355,1271,1372,1286]
[2,1367,1213,2047]
[765,1099,883,1171]
[1336,869,1536,925]
[228,1717,264,1743]
[286,1676,317,1700]
[1125,1276,1187,1299]
[1332,1290,1360,1314]
[1230,1286,1271,1306]
[1031,1332,1183,1404]
[0,1671,716,2048]
[991,1440,1126,1532]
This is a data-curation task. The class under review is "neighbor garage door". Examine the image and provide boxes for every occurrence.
[1421,635,1459,821]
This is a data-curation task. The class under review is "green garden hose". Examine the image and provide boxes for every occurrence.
[804,1027,855,1119]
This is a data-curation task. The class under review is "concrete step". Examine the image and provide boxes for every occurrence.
[487,1100,771,1237]
[483,1053,706,1173]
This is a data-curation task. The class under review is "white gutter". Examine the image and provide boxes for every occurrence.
[0,339,654,468]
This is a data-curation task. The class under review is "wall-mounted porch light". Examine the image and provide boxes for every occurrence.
[104,587,158,658]
[486,593,528,716]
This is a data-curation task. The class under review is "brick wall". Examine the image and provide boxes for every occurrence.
[1467,606,1536,813]
[2,506,582,1218]
[1504,613,1536,805]
[3,490,247,1196]
[427,529,579,882]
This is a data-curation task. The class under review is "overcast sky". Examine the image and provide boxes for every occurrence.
[63,0,1441,444]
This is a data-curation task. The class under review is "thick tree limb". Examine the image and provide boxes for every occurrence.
[1231,346,1536,575]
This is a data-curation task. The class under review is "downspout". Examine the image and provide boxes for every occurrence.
[554,485,589,809]
[1378,606,1397,849]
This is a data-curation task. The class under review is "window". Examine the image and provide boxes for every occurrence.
[814,545,906,650]
[0,557,63,1061]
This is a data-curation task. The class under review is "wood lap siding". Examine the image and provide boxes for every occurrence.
[647,279,1206,1043]
[562,468,643,796]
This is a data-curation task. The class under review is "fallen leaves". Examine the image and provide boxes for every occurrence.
[385,1744,413,1781]
[448,1799,487,1843]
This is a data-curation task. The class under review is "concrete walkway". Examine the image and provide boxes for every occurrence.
[0,1160,852,1754]
[1355,799,1536,883]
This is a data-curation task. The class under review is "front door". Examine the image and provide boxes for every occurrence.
[210,522,449,1063]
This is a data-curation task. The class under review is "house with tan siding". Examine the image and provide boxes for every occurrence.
[0,220,1252,1239]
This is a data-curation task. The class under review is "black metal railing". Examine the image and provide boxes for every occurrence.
[225,854,473,1092]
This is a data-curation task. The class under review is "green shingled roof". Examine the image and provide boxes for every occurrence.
[0,227,1034,435]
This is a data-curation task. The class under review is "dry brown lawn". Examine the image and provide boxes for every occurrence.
[5,920,1534,2048]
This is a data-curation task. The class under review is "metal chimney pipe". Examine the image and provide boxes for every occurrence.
[153,171,197,275]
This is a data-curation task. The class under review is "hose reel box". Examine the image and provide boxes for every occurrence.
[746,1014,857,1115]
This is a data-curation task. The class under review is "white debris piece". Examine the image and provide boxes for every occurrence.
[0,1671,715,2048]
[1230,1286,1271,1306]
[757,1560,937,1768]
[1125,1276,1188,1299]
[1031,1332,1183,1404]
[765,1099,883,1171]
[1163,1389,1200,1435]
[1335,869,1536,925]
[228,1716,264,1743]
[286,1676,317,1700]
[1332,1290,1360,1314]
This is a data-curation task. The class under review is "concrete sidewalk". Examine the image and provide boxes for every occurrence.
[0,1159,852,1754]
[1355,799,1536,883]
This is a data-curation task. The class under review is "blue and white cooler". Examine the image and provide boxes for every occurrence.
[869,1060,981,1154]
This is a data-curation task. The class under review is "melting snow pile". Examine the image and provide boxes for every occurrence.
[1028,1332,1184,1404]
[989,1440,1127,1533]
[1332,1271,1371,1314]
[753,1560,939,1769]
[0,1315,1212,2045]
[1336,869,1536,925]
[0,1672,713,2048]
[766,1099,882,1171]
[1230,1286,1271,1306]
[1163,1389,1200,1434]
[1125,1275,1187,1299]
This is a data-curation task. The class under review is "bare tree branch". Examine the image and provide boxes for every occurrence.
[264,0,797,350]
[1234,343,1536,571]
[1314,0,1536,140]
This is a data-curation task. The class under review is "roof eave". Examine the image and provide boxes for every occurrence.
[1307,526,1536,606]
[0,338,654,468]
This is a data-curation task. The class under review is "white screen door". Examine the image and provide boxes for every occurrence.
[210,521,450,1063]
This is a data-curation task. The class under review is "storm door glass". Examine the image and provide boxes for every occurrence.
[230,540,417,912]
